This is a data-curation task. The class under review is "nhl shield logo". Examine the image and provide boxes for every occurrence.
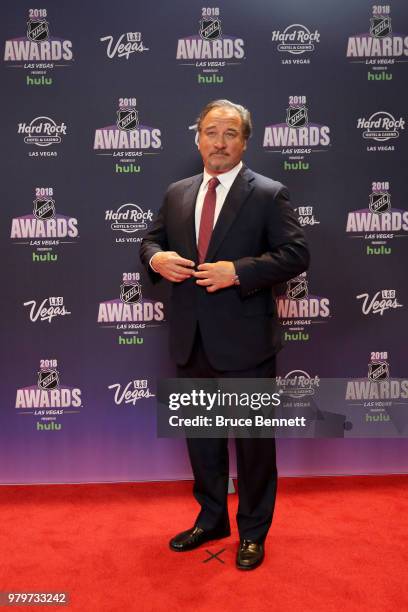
[27,20,49,41]
[369,192,390,214]
[368,361,389,381]
[286,278,308,300]
[199,18,222,40]
[286,106,308,128]
[370,16,392,38]
[120,283,142,304]
[37,369,60,390]
[116,109,139,131]
[33,198,55,219]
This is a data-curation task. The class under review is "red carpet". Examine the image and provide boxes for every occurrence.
[0,475,407,611]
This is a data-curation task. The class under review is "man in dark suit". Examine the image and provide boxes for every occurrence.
[140,99,309,570]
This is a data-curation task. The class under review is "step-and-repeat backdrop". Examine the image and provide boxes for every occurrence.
[1,0,407,483]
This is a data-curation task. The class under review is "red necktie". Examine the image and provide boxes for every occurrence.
[197,177,219,264]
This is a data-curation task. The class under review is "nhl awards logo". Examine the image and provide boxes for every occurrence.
[276,273,331,342]
[120,282,142,304]
[10,187,79,262]
[357,110,405,151]
[15,359,83,430]
[368,360,389,381]
[370,14,392,39]
[38,368,59,389]
[105,202,153,244]
[199,17,222,40]
[94,98,162,174]
[3,9,73,85]
[286,105,308,128]
[346,181,408,256]
[33,197,55,219]
[369,191,390,214]
[27,18,49,41]
[263,96,330,171]
[346,5,408,80]
[176,8,245,84]
[345,352,408,429]
[271,23,321,65]
[286,277,308,300]
[97,272,165,345]
[117,107,139,131]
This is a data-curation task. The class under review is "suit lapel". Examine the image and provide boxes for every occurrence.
[181,174,202,262]
[205,166,255,262]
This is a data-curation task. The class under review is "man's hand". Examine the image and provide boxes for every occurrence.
[151,251,195,282]
[194,261,236,292]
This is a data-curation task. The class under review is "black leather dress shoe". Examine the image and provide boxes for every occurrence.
[236,540,264,570]
[169,526,230,552]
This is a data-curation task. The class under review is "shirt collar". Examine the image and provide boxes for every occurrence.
[202,161,243,190]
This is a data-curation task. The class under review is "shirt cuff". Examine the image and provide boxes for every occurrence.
[149,253,160,272]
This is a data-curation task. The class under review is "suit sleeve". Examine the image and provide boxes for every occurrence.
[139,189,170,284]
[234,186,310,298]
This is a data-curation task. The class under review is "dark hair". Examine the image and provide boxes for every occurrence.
[197,99,252,140]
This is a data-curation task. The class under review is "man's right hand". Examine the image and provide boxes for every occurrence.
[151,251,195,282]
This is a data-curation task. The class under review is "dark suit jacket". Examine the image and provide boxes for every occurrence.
[140,166,310,370]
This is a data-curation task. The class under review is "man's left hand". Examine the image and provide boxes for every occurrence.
[194,261,236,292]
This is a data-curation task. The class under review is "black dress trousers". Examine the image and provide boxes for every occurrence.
[177,326,277,543]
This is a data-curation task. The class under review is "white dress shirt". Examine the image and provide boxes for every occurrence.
[195,161,243,242]
[150,161,243,270]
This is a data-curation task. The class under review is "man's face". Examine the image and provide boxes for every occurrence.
[197,107,247,175]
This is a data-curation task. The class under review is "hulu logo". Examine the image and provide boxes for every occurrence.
[365,413,390,422]
[197,74,224,84]
[32,252,58,262]
[27,75,53,86]
[366,245,391,255]
[284,331,309,342]
[118,336,144,345]
[115,164,141,174]
[367,71,392,81]
[37,421,62,431]
[284,161,309,171]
